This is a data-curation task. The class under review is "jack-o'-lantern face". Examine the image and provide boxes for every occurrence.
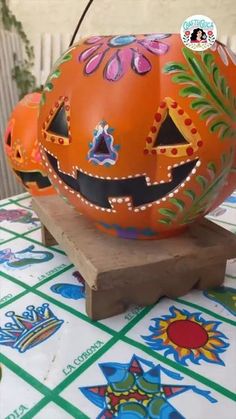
[4,93,55,196]
[38,34,236,239]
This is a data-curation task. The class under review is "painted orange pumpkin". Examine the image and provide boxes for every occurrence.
[4,93,55,197]
[38,34,236,239]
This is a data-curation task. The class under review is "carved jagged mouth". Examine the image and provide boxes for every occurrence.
[14,170,51,189]
[46,152,198,208]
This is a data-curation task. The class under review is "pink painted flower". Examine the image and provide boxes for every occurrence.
[79,34,171,81]
[208,31,213,35]
[185,31,190,35]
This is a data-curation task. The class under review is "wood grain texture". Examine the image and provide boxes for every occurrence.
[33,194,236,319]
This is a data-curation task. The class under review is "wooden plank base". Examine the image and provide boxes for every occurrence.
[33,195,236,320]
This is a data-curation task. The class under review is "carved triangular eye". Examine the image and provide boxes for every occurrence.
[94,134,110,155]
[47,104,69,137]
[153,113,189,147]
[6,132,12,146]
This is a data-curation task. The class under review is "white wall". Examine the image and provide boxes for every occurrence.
[9,0,236,50]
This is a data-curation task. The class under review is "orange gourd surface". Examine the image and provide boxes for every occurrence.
[38,34,236,239]
[4,93,55,197]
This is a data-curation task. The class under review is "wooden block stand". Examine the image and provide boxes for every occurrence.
[33,196,236,320]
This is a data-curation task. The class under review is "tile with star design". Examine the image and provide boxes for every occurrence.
[0,293,113,389]
[125,299,236,393]
[1,365,43,418]
[0,237,70,285]
[0,202,40,234]
[60,340,235,419]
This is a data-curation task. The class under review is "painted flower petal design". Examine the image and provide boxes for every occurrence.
[79,44,102,62]
[145,33,171,40]
[131,49,152,74]
[86,36,103,44]
[104,51,124,81]
[140,39,169,55]
[84,49,108,75]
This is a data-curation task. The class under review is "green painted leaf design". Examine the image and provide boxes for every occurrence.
[170,198,185,211]
[159,218,172,225]
[207,162,217,174]
[40,92,46,107]
[196,175,208,190]
[190,99,211,110]
[172,74,196,84]
[210,121,228,134]
[163,62,187,73]
[50,69,61,79]
[44,82,53,91]
[200,109,219,120]
[180,86,203,97]
[184,189,196,201]
[203,53,214,71]
[61,53,72,63]
[158,208,176,218]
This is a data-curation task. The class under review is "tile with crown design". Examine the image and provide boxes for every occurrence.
[61,340,236,419]
[0,237,70,285]
[0,202,40,234]
[0,293,113,388]
[1,365,43,418]
[0,274,26,307]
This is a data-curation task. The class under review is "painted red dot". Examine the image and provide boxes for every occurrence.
[160,148,166,153]
[151,126,157,133]
[197,141,203,147]
[65,105,70,111]
[55,102,60,108]
[146,136,152,144]
[43,132,47,139]
[171,102,178,108]
[50,109,54,115]
[167,320,208,349]
[191,128,197,134]
[171,148,178,155]
[67,116,70,121]
[187,146,194,156]
[51,136,55,142]
[59,138,64,144]
[155,113,162,122]
[185,118,192,126]
[64,97,69,102]
[151,149,157,155]
[178,109,184,115]
[160,101,166,108]
[143,149,149,154]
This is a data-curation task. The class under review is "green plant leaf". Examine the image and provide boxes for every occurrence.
[170,198,185,211]
[44,82,53,92]
[158,208,176,218]
[180,86,203,97]
[203,53,214,71]
[196,175,208,190]
[163,62,187,73]
[184,189,196,200]
[210,121,228,134]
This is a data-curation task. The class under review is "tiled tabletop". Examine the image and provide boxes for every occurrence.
[0,192,236,419]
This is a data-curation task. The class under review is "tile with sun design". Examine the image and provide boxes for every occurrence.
[61,340,235,419]
[0,238,70,285]
[179,278,236,321]
[1,365,43,418]
[0,228,16,244]
[126,299,236,393]
[0,202,40,234]
[0,274,26,307]
[0,293,113,389]
[32,402,75,418]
